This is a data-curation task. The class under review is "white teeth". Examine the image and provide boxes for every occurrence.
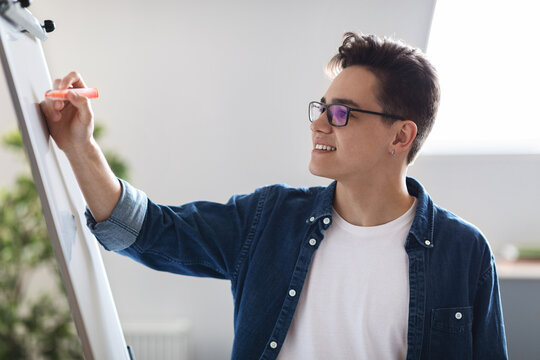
[315,144,336,151]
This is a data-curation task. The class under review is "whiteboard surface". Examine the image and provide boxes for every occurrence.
[0,13,129,360]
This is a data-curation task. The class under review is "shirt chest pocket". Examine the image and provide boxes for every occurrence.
[429,306,473,360]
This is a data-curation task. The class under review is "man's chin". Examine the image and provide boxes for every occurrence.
[308,163,335,180]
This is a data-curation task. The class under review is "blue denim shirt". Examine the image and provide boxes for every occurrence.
[86,177,507,360]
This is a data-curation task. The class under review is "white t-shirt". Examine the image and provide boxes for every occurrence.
[278,198,417,360]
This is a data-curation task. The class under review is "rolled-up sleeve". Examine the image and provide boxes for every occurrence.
[85,178,148,251]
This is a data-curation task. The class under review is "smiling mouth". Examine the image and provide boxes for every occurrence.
[314,144,336,151]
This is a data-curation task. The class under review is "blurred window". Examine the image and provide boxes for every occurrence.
[423,0,540,154]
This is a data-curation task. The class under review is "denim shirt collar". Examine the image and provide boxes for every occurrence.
[305,181,336,227]
[405,177,435,250]
[308,177,434,249]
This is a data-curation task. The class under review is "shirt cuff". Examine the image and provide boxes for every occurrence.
[85,178,148,251]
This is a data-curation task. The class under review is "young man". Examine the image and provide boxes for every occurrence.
[41,33,507,359]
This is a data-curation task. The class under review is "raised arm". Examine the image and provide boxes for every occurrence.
[40,72,120,222]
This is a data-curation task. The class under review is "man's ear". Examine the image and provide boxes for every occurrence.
[391,120,417,155]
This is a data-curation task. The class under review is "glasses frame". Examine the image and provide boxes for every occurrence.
[308,101,405,127]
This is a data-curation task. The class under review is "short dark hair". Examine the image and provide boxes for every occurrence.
[327,32,440,164]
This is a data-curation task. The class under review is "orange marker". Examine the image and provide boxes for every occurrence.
[45,88,99,100]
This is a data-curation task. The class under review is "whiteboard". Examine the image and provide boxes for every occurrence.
[0,9,129,360]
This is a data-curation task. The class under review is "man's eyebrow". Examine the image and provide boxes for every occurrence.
[320,97,360,108]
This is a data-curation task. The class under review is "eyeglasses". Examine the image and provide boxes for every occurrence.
[308,101,405,127]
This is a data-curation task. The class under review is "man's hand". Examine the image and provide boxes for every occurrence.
[40,71,94,155]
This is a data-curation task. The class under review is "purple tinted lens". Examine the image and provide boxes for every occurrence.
[329,105,348,126]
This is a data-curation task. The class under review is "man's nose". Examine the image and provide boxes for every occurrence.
[310,111,332,133]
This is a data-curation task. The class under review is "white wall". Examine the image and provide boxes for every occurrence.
[408,154,540,249]
[16,1,540,359]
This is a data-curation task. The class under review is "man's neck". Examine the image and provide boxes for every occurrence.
[333,173,415,227]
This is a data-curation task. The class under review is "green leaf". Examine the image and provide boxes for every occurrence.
[93,122,105,140]
[2,130,23,151]
[104,151,130,180]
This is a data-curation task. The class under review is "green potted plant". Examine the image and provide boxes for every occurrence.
[0,124,128,359]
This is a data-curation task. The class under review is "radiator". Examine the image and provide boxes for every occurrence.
[123,320,192,360]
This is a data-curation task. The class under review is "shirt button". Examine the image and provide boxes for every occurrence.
[425,240,431,246]
[309,238,317,246]
[455,312,463,320]
[289,289,297,297]
[270,341,278,349]
[323,217,330,225]
[309,216,315,222]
